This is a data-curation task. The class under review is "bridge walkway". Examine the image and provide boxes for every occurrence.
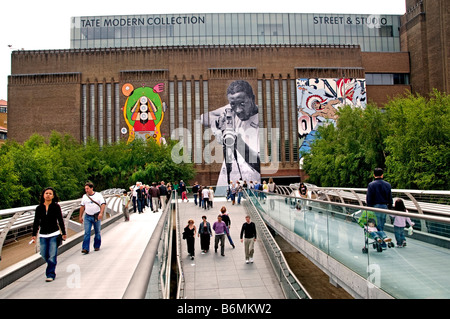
[0,207,161,299]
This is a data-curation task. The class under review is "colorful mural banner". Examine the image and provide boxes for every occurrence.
[122,83,166,144]
[297,78,366,158]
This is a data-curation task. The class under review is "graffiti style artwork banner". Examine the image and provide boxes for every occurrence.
[297,78,366,158]
[122,83,167,144]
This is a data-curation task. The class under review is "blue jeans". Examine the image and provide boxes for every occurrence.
[237,192,243,204]
[40,235,58,279]
[83,214,101,252]
[373,204,388,247]
[193,194,198,205]
[137,198,145,213]
[373,204,388,231]
[394,226,406,245]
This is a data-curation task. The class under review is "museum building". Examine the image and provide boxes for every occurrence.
[7,0,448,185]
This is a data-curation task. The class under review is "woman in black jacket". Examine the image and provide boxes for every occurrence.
[31,187,66,282]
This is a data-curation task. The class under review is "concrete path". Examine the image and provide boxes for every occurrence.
[178,197,285,299]
[0,207,161,299]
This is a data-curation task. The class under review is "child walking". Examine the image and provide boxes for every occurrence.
[391,198,415,247]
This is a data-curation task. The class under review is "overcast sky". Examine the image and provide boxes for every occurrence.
[0,0,406,100]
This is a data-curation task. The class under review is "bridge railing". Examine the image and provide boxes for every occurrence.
[122,190,175,299]
[243,190,311,299]
[0,189,125,263]
[289,184,450,237]
[247,188,450,298]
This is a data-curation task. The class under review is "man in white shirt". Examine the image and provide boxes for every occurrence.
[79,182,106,254]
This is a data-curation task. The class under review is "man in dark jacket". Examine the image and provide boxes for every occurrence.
[149,183,160,213]
[159,181,168,211]
[366,168,392,232]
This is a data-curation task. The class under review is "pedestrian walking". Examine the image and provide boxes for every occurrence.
[198,215,212,253]
[213,215,228,256]
[202,186,210,209]
[180,180,189,202]
[79,181,106,254]
[159,181,168,211]
[192,182,200,206]
[208,187,215,208]
[31,187,67,282]
[391,198,415,247]
[366,168,392,231]
[150,182,160,213]
[236,181,243,205]
[118,190,131,221]
[220,206,235,248]
[183,219,196,260]
[240,215,257,264]
[136,184,146,214]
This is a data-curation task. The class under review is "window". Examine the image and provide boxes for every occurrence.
[366,73,410,85]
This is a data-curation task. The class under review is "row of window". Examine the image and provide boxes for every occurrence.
[71,35,401,52]
[366,73,410,85]
[72,13,401,52]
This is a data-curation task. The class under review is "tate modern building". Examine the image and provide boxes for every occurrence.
[7,0,448,185]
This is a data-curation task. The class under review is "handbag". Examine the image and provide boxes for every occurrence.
[86,193,102,221]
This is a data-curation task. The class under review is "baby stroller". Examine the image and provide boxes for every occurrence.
[353,210,394,253]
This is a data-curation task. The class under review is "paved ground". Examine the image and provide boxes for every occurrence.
[178,197,285,299]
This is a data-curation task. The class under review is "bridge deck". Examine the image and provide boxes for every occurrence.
[178,198,285,299]
[0,208,161,299]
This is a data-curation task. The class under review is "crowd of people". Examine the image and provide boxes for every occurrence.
[29,167,415,283]
[128,180,171,214]
[183,206,257,264]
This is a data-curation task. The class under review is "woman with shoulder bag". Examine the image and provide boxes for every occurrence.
[31,187,67,282]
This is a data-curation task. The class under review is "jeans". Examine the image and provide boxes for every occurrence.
[214,234,226,255]
[193,194,198,205]
[40,235,58,279]
[83,213,101,252]
[237,192,243,204]
[137,198,146,213]
[373,204,388,231]
[394,226,406,245]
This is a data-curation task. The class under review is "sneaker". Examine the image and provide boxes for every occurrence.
[246,259,249,264]
[46,278,54,282]
[384,238,392,243]
[94,248,100,251]
[81,249,89,254]
[402,242,407,247]
[249,258,254,263]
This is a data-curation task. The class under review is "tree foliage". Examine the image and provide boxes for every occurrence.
[302,104,387,187]
[384,90,449,190]
[0,132,196,209]
[302,91,449,190]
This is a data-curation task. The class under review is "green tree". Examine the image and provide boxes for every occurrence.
[302,104,388,187]
[384,90,450,190]
[0,132,197,209]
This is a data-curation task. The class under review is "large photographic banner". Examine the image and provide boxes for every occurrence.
[201,80,261,195]
[297,78,366,159]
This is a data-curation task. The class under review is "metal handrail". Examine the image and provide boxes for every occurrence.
[122,191,174,299]
[243,190,312,299]
[175,191,186,299]
[289,184,450,217]
[0,189,125,262]
[252,189,450,225]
